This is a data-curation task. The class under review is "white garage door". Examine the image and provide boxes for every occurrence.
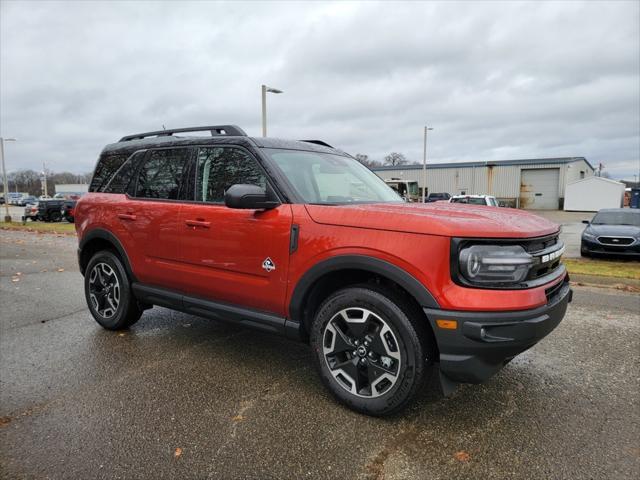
[519,169,560,210]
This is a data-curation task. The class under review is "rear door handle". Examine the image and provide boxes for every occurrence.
[117,213,137,221]
[185,219,211,229]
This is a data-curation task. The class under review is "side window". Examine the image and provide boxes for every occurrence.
[89,153,128,192]
[134,148,190,200]
[196,147,266,203]
[103,151,146,194]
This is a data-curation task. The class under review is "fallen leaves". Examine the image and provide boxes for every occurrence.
[57,268,65,272]
[232,415,245,422]
[174,447,183,458]
[454,450,471,462]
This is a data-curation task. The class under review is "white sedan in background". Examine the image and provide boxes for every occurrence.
[449,195,500,206]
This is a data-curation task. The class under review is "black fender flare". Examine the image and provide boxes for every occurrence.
[288,255,440,325]
[78,228,136,281]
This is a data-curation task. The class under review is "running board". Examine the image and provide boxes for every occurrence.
[131,283,300,338]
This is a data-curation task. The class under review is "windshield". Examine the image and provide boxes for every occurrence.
[265,149,402,204]
[591,211,640,226]
[451,197,486,205]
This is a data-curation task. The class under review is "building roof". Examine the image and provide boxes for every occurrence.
[372,156,594,171]
[567,176,624,187]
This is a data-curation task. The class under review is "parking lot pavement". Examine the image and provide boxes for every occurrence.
[1,229,639,480]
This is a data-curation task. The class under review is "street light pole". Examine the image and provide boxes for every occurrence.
[421,126,434,203]
[261,84,283,137]
[1,137,17,223]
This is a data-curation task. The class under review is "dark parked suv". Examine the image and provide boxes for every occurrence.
[76,125,571,416]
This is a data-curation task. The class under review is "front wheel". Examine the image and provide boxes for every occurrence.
[84,250,142,330]
[310,286,434,416]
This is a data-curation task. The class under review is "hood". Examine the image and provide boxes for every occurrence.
[585,224,640,237]
[304,202,559,238]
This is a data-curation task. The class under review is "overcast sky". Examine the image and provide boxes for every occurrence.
[1,0,639,179]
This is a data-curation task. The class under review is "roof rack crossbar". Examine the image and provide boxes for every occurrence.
[119,125,247,142]
[300,139,334,149]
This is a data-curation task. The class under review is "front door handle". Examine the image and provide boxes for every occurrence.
[185,219,211,229]
[117,213,137,221]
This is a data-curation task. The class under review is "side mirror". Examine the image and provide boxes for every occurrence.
[581,220,590,224]
[224,184,279,210]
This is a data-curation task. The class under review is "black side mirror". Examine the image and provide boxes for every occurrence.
[581,220,590,224]
[224,184,279,210]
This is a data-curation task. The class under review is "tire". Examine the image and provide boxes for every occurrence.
[580,243,590,258]
[310,286,435,416]
[50,211,61,222]
[84,250,142,330]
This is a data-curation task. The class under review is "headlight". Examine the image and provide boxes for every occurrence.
[582,230,596,240]
[459,244,533,285]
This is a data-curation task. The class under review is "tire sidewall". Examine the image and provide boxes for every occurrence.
[84,251,134,330]
[311,287,426,416]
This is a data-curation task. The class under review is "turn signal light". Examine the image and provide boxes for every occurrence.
[436,319,458,330]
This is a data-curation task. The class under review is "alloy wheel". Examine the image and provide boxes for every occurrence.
[88,262,120,319]
[322,307,401,398]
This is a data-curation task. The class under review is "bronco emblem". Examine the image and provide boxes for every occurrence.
[262,257,276,272]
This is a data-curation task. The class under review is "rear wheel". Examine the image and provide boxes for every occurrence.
[310,286,434,416]
[50,211,61,222]
[84,250,142,330]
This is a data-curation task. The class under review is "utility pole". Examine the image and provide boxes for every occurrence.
[421,126,434,203]
[261,84,283,137]
[42,161,48,197]
[1,137,17,222]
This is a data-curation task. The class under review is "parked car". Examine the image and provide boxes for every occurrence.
[449,195,499,206]
[18,195,38,206]
[37,199,65,222]
[62,200,76,223]
[39,195,52,201]
[22,202,39,222]
[425,192,451,202]
[581,208,640,258]
[76,124,571,416]
[7,193,25,205]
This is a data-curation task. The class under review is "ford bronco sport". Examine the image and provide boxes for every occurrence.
[76,125,571,416]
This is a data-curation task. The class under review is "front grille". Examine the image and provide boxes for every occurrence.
[524,235,558,253]
[597,236,634,246]
[523,233,563,282]
[544,279,565,302]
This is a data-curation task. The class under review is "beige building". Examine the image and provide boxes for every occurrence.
[372,157,594,209]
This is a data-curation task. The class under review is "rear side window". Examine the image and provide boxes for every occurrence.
[196,147,266,203]
[134,148,191,200]
[89,154,128,192]
[103,151,146,194]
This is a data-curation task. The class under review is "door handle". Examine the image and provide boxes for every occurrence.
[117,213,137,221]
[185,219,211,229]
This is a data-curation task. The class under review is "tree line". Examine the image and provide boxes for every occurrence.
[353,152,420,168]
[4,169,92,196]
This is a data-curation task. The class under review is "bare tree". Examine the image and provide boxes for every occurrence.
[354,153,382,168]
[383,152,408,167]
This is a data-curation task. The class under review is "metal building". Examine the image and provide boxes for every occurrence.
[372,157,594,209]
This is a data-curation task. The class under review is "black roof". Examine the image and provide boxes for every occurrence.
[102,125,346,156]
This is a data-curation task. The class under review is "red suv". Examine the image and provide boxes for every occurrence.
[76,125,571,416]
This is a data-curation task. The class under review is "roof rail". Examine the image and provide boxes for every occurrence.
[300,139,334,149]
[119,125,247,142]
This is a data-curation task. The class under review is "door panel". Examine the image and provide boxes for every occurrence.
[114,147,192,290]
[177,145,292,315]
[178,203,293,314]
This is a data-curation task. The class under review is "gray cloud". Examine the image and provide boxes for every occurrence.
[1,0,638,179]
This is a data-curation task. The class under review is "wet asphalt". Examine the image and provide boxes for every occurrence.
[0,229,639,480]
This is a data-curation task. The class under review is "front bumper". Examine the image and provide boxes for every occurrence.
[424,278,572,386]
[581,237,640,257]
